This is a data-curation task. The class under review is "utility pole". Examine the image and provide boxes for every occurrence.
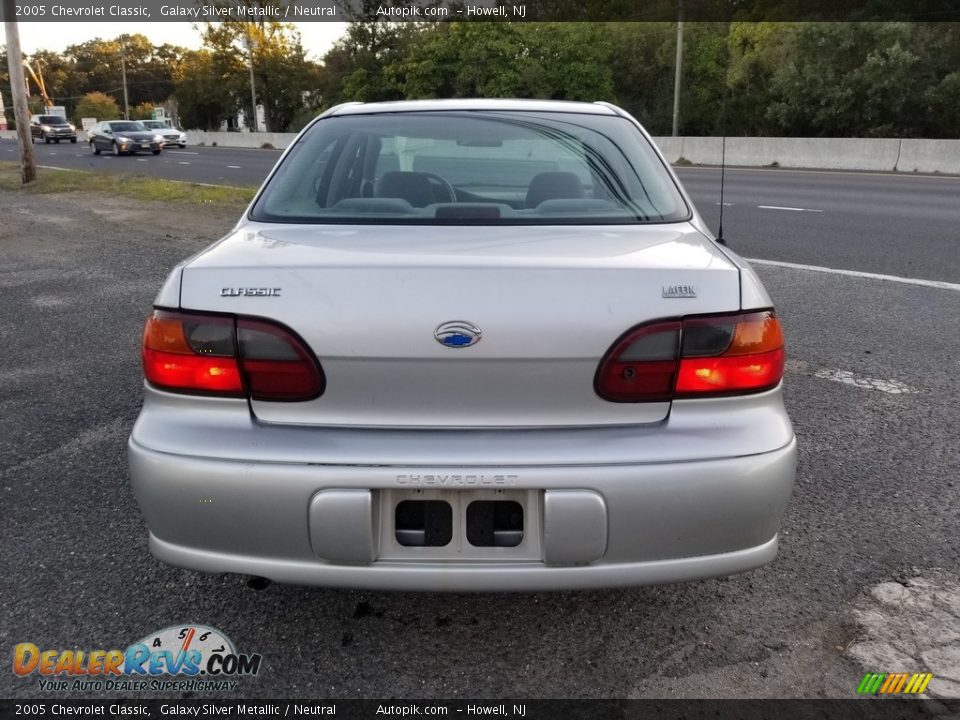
[243,26,258,133]
[671,0,684,137]
[3,9,37,184]
[120,56,129,120]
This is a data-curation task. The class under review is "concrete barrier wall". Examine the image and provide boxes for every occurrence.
[897,139,960,175]
[184,130,297,149]
[651,136,960,175]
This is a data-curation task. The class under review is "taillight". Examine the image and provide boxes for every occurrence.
[142,311,324,401]
[595,311,785,402]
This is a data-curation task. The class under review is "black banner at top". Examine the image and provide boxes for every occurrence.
[2,0,960,22]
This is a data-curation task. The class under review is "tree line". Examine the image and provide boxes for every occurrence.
[2,22,958,137]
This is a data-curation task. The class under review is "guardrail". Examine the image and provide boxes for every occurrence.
[3,130,958,174]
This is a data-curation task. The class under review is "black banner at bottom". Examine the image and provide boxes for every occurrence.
[2,700,960,720]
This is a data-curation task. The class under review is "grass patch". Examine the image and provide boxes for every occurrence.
[674,156,693,166]
[0,161,256,208]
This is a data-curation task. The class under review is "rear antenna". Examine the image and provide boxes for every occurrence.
[717,136,727,245]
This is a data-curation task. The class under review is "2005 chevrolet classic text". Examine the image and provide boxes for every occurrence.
[127,99,796,591]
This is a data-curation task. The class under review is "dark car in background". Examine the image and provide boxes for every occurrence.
[141,120,187,148]
[88,121,163,156]
[30,115,77,144]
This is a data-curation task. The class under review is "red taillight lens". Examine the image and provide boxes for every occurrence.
[142,312,244,396]
[595,311,785,402]
[675,311,785,397]
[237,319,324,401]
[594,321,681,402]
[141,311,324,401]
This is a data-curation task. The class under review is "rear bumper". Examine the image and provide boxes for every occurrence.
[147,531,781,593]
[128,385,796,591]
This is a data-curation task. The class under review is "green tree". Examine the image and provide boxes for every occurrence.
[129,102,155,120]
[74,91,120,124]
[195,21,320,132]
[172,49,240,130]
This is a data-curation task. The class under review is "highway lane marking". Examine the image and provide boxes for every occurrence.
[166,150,199,155]
[786,360,919,395]
[177,161,191,165]
[758,205,823,212]
[747,257,960,292]
[136,158,148,162]
[226,165,242,169]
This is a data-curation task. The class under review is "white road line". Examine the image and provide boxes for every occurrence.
[746,257,960,293]
[167,150,199,155]
[177,161,190,165]
[715,202,733,206]
[226,165,242,169]
[814,369,918,394]
[757,205,823,212]
[136,158,148,162]
[786,361,919,395]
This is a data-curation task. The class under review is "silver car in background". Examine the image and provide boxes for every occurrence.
[128,99,796,591]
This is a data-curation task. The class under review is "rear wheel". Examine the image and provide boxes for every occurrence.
[90,141,100,156]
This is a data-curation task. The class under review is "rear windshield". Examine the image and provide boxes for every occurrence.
[250,111,690,225]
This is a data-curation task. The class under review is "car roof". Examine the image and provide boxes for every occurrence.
[326,99,620,117]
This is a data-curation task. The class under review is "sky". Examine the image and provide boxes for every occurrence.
[17,22,348,59]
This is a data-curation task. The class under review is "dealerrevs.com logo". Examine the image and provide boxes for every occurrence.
[13,625,262,692]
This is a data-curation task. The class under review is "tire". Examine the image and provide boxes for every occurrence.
[112,142,120,156]
[55,139,60,144]
[70,138,77,144]
[43,133,50,144]
[152,149,161,155]
[90,141,100,156]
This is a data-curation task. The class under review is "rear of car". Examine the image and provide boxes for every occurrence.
[128,100,795,591]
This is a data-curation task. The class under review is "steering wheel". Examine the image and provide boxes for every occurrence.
[421,172,457,203]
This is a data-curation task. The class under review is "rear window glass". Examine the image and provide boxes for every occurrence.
[250,111,689,225]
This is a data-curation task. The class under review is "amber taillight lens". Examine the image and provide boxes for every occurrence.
[142,310,324,401]
[595,311,785,402]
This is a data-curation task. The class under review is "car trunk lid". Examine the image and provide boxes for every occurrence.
[179,222,740,428]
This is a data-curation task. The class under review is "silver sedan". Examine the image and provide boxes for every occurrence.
[128,99,795,591]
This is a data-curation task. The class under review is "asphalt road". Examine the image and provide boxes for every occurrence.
[1,147,959,701]
[7,136,960,283]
